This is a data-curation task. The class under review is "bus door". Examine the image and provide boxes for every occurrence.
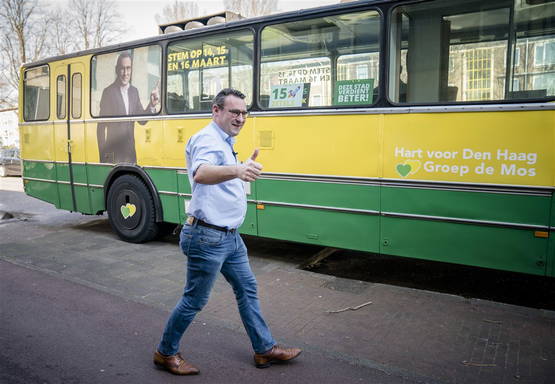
[54,62,92,213]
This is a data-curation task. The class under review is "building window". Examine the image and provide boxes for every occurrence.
[464,48,493,101]
[534,41,555,66]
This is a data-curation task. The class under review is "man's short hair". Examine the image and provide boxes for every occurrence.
[213,88,246,109]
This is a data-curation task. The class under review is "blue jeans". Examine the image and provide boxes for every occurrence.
[157,222,276,355]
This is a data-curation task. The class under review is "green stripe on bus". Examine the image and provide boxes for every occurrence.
[256,179,380,211]
[257,204,380,252]
[23,160,56,180]
[381,217,547,276]
[381,186,550,227]
[146,168,178,193]
[86,164,112,186]
[23,179,59,207]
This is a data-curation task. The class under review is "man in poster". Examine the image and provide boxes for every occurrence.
[97,51,159,164]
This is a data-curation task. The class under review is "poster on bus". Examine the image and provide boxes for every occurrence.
[333,79,374,105]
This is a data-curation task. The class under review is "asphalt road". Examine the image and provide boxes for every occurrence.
[1,260,395,384]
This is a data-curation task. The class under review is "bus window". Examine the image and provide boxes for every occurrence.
[511,1,555,99]
[337,53,380,103]
[91,45,162,117]
[56,75,66,119]
[260,10,381,109]
[166,30,254,113]
[23,66,50,121]
[72,73,82,119]
[389,0,555,103]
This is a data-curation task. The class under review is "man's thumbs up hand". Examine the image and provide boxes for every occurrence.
[237,148,263,182]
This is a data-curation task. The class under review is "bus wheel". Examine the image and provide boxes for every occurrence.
[106,174,159,243]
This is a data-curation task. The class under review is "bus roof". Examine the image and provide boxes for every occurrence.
[22,0,389,68]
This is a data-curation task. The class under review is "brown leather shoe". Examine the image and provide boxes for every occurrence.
[254,345,302,368]
[153,350,199,375]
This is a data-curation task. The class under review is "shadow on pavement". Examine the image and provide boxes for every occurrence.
[302,249,555,310]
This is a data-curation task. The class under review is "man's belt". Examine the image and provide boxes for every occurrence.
[186,216,236,233]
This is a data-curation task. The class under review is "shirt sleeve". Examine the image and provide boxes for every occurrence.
[187,133,224,176]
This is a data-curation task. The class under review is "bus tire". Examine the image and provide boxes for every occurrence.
[106,174,159,243]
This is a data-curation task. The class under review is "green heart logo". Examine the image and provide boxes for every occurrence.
[396,164,412,177]
[121,205,130,219]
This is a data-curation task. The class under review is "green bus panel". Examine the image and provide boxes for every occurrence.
[55,163,69,182]
[380,216,547,275]
[89,187,105,214]
[23,160,56,180]
[147,168,179,224]
[23,179,59,207]
[257,205,379,252]
[176,172,190,192]
[146,168,178,193]
[57,183,73,211]
[381,186,551,226]
[160,194,180,224]
[54,163,92,213]
[87,164,112,186]
[69,164,88,185]
[57,184,93,214]
[74,185,92,214]
[257,179,379,211]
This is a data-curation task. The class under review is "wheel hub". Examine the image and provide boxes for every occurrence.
[113,189,141,230]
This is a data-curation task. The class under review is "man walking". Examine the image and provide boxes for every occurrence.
[154,88,301,375]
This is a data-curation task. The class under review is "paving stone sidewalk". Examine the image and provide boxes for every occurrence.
[1,189,554,384]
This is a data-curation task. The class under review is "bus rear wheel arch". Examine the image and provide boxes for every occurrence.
[106,174,159,243]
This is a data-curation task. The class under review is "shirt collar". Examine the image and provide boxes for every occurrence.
[120,83,130,92]
[211,121,236,145]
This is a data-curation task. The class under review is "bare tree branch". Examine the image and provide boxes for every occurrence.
[0,0,51,108]
[49,6,76,56]
[155,1,200,25]
[69,0,124,51]
[223,0,279,17]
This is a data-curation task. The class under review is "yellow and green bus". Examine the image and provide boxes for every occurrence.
[19,0,555,276]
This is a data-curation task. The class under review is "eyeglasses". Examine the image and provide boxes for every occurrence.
[223,108,249,118]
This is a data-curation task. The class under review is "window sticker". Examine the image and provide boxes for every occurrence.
[333,79,374,105]
[269,83,311,108]
[167,44,229,72]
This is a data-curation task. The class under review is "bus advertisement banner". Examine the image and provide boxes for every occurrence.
[384,112,554,187]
